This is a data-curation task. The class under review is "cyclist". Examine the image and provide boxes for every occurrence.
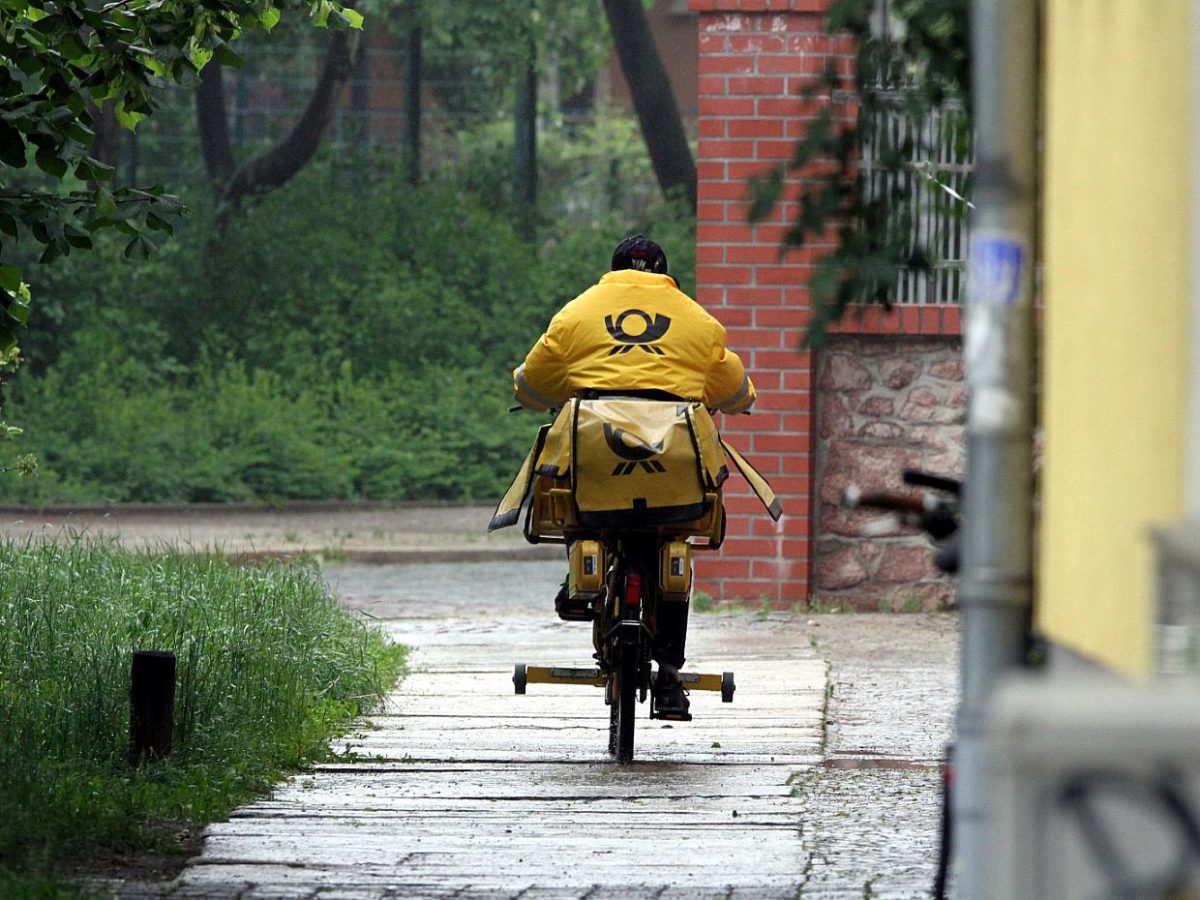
[512,234,756,716]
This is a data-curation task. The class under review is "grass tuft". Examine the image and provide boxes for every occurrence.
[0,537,404,878]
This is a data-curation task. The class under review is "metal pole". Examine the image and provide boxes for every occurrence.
[404,15,422,186]
[514,48,537,207]
[352,29,370,187]
[129,650,176,767]
[955,0,1038,895]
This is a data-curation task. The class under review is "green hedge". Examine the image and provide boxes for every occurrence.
[8,353,534,504]
[7,157,696,505]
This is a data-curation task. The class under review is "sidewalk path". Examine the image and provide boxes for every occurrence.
[164,559,954,899]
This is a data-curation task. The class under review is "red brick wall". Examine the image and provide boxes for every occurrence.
[689,0,853,605]
[688,0,965,607]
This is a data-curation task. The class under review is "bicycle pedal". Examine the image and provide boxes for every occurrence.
[651,707,692,722]
[650,695,693,722]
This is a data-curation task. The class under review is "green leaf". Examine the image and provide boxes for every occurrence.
[123,235,151,260]
[65,120,95,144]
[38,239,64,265]
[189,45,215,72]
[341,8,364,29]
[114,101,146,131]
[34,147,68,179]
[145,213,175,235]
[15,54,41,76]
[311,0,334,27]
[5,290,31,326]
[260,7,282,31]
[75,157,115,182]
[59,32,88,61]
[63,224,92,249]
[0,264,20,293]
[0,120,25,168]
[214,43,244,68]
[95,188,118,220]
[747,168,785,224]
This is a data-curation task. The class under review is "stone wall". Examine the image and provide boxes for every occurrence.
[814,335,964,611]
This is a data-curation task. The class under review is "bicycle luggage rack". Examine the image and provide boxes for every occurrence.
[513,664,735,703]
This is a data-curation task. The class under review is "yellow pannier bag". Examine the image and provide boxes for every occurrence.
[570,397,715,527]
[489,397,781,539]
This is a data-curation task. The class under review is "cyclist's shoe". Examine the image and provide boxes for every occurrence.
[554,577,594,621]
[652,665,692,721]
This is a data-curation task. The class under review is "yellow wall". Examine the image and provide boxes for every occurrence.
[1040,1,1191,675]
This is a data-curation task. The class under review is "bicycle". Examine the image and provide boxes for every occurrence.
[496,395,777,762]
[510,483,737,763]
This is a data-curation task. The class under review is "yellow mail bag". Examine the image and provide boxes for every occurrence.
[489,397,781,537]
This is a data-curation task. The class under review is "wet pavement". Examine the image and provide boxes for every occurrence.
[133,559,958,899]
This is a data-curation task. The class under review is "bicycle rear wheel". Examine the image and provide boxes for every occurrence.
[612,638,637,763]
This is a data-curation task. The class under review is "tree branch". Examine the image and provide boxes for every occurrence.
[601,0,696,210]
[221,29,358,206]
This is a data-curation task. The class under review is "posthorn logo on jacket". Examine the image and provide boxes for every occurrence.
[604,309,672,355]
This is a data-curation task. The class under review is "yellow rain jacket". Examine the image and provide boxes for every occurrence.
[513,270,755,414]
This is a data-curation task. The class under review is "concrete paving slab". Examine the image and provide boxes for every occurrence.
[157,561,832,898]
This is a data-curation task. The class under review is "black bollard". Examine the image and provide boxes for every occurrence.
[128,650,176,767]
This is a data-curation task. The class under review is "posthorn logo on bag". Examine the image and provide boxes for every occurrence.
[604,309,671,355]
[603,423,667,476]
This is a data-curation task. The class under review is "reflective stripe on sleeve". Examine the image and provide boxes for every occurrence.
[716,373,753,413]
[515,365,558,411]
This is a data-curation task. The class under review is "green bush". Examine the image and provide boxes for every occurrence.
[6,343,534,504]
[0,539,405,870]
[7,127,697,505]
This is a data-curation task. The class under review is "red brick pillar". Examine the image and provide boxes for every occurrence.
[688,0,852,605]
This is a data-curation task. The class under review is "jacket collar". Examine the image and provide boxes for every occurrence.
[600,269,679,289]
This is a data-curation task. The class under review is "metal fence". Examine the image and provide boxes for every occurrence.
[117,30,661,228]
[124,34,489,190]
[860,91,973,305]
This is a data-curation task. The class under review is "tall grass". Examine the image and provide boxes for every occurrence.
[0,538,405,875]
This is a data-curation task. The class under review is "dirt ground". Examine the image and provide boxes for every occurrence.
[0,502,557,563]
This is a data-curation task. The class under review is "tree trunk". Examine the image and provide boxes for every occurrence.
[195,30,359,206]
[88,100,120,172]
[601,0,697,210]
[196,62,237,187]
[404,19,422,185]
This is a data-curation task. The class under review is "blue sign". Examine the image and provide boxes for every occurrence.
[969,235,1027,306]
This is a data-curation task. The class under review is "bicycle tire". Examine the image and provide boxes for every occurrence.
[614,638,637,762]
[608,674,619,755]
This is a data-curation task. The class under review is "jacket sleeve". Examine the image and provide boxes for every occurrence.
[513,319,571,412]
[703,325,756,414]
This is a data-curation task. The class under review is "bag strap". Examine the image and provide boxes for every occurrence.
[488,423,549,531]
[720,438,784,522]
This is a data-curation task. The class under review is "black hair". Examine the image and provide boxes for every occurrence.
[611,235,668,275]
